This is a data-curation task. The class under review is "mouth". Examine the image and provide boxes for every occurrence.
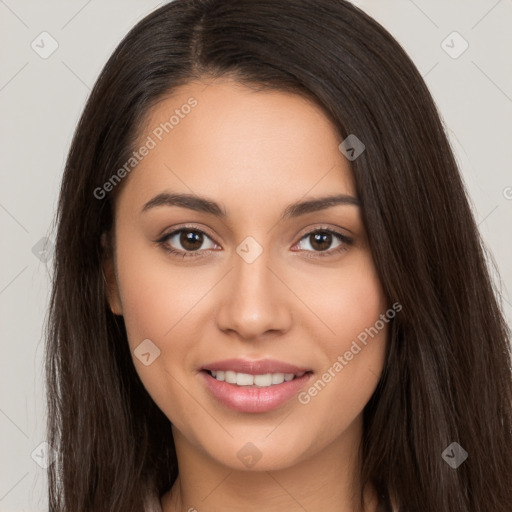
[199,358,314,413]
[203,369,309,388]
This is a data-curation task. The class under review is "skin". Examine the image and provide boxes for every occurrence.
[104,77,389,512]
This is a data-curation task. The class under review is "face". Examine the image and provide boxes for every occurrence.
[105,77,389,472]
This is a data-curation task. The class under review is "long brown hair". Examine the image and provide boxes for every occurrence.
[46,1,512,510]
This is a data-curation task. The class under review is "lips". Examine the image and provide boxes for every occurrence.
[199,358,314,413]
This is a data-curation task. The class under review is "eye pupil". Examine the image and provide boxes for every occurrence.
[311,232,332,251]
[180,230,203,251]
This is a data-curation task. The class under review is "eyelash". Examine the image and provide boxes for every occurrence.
[155,225,353,260]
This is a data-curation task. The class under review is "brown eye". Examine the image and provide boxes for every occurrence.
[179,230,204,251]
[159,228,218,256]
[294,228,353,258]
[309,231,333,251]
[298,230,343,252]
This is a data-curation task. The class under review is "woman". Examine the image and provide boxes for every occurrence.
[46,1,512,511]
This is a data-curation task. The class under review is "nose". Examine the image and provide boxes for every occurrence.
[215,246,293,341]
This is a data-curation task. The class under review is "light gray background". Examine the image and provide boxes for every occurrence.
[1,0,511,510]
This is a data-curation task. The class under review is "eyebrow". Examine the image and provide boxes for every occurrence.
[141,192,360,220]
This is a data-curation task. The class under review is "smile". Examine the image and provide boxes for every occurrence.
[199,358,314,413]
[207,370,307,387]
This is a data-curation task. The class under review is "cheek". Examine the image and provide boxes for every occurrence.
[114,232,211,348]
[114,238,213,428]
[294,255,389,424]
[298,253,388,354]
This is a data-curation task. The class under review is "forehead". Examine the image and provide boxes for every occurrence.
[118,78,356,212]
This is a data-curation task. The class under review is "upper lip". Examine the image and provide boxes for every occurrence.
[201,358,311,375]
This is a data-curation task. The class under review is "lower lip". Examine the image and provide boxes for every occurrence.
[200,370,313,413]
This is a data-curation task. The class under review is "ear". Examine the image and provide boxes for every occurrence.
[101,232,123,316]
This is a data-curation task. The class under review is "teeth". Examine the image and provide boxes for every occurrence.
[225,370,237,384]
[271,373,284,384]
[237,373,254,386]
[208,370,306,387]
[254,374,272,386]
